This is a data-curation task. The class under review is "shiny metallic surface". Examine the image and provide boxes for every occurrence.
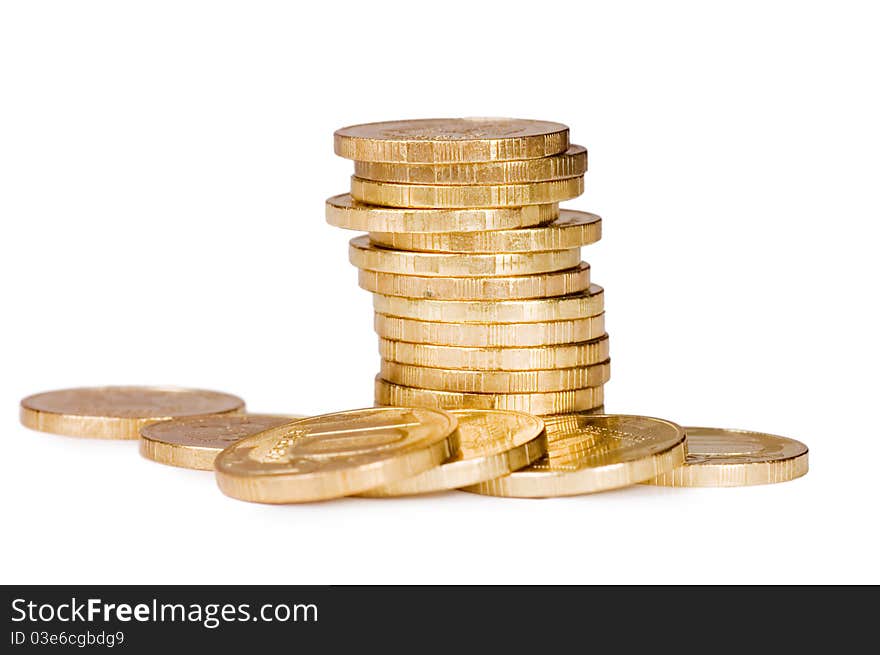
[647,426,809,487]
[20,386,245,440]
[464,414,686,497]
[214,407,458,503]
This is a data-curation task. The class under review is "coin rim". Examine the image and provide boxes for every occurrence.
[379,359,612,393]
[351,176,584,208]
[377,334,611,371]
[354,145,588,185]
[350,236,581,277]
[334,117,569,163]
[375,377,605,415]
[646,426,809,487]
[373,312,606,347]
[213,407,459,503]
[19,386,246,440]
[368,209,601,253]
[357,263,591,300]
[360,409,547,497]
[462,414,687,497]
[325,194,559,233]
[138,414,305,471]
[371,284,604,323]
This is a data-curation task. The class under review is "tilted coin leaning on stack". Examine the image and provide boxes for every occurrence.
[328,118,608,416]
[15,118,810,504]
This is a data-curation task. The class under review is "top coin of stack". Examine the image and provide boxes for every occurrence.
[327,118,609,416]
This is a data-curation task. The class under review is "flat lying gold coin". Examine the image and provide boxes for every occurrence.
[647,427,809,487]
[354,145,587,185]
[351,176,584,208]
[215,407,458,504]
[463,414,686,498]
[20,386,245,440]
[372,284,604,323]
[361,409,546,497]
[380,359,611,393]
[374,313,606,347]
[350,236,580,277]
[358,263,590,300]
[334,117,569,163]
[369,210,601,253]
[375,378,605,415]
[326,194,557,233]
[378,335,610,371]
[139,414,305,470]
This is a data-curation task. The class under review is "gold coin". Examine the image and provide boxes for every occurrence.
[374,312,606,347]
[463,414,686,498]
[334,117,569,163]
[326,194,557,233]
[358,263,590,300]
[19,386,245,440]
[350,236,580,277]
[139,414,305,470]
[354,145,587,185]
[372,284,604,323]
[380,359,611,393]
[214,407,458,504]
[351,176,584,208]
[379,335,610,371]
[647,427,809,487]
[375,378,605,415]
[369,209,601,253]
[361,409,546,497]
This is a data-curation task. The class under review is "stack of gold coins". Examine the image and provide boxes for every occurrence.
[327,118,608,416]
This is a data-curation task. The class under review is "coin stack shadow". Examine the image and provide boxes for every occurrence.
[326,118,609,416]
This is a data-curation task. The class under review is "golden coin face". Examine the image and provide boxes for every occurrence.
[375,377,605,416]
[372,284,604,323]
[378,335,610,371]
[354,145,587,185]
[334,118,569,163]
[20,386,245,439]
[463,414,686,497]
[214,407,458,503]
[362,409,546,497]
[369,209,601,253]
[647,427,809,487]
[350,236,580,277]
[139,414,303,470]
[350,176,584,208]
[358,263,590,300]
[325,194,557,233]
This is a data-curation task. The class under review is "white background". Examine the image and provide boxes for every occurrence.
[2,1,877,584]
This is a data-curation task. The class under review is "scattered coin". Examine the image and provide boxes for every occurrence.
[139,414,304,470]
[19,386,245,439]
[334,117,569,163]
[361,409,546,497]
[647,427,809,487]
[463,414,686,497]
[214,407,458,503]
